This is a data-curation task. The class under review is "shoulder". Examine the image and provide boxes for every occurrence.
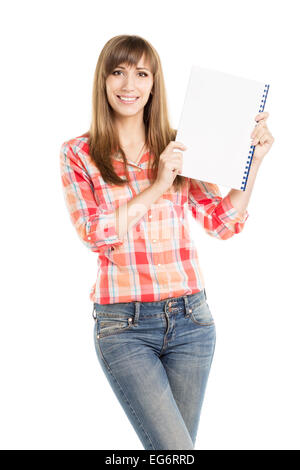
[61,132,90,156]
[60,133,91,179]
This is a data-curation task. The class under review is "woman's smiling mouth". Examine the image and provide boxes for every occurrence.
[117,95,140,104]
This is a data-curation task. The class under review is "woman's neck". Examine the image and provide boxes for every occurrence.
[113,114,146,147]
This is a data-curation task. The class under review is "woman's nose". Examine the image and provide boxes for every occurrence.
[122,74,136,90]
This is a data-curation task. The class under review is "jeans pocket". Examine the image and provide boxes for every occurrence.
[189,299,214,326]
[95,313,134,339]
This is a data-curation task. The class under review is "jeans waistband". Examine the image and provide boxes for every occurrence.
[92,288,207,320]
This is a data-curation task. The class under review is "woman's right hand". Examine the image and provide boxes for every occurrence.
[154,141,187,193]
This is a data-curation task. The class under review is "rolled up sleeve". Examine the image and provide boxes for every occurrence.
[59,141,124,253]
[188,178,249,240]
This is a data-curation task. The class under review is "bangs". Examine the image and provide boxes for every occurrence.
[104,37,156,76]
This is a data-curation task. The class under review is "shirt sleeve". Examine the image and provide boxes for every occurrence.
[187,178,249,240]
[59,141,124,253]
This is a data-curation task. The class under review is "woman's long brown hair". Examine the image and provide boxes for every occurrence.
[87,34,187,192]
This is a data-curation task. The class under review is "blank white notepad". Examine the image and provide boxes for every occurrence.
[176,66,270,191]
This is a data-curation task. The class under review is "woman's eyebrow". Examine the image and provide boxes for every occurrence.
[116,65,150,71]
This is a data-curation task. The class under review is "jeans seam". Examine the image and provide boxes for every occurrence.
[189,300,214,326]
[94,333,156,450]
[95,316,134,339]
[190,299,206,310]
[96,325,133,339]
[208,324,217,370]
[189,318,215,326]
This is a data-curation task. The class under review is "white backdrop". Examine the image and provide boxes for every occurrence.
[1,0,299,450]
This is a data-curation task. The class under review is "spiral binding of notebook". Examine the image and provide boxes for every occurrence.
[240,84,270,191]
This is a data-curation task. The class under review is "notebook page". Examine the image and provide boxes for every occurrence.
[176,66,268,190]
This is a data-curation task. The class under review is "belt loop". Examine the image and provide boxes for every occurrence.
[134,301,140,326]
[92,304,97,321]
[183,295,192,317]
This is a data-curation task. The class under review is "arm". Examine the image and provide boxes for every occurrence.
[188,178,249,241]
[59,141,123,253]
[59,142,164,252]
[188,110,274,240]
[116,182,165,239]
[227,159,261,216]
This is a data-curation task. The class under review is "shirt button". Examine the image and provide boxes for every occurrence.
[149,215,152,219]
[88,236,91,240]
[158,263,161,266]
[152,239,156,243]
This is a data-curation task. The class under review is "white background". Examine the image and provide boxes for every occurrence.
[1,0,299,450]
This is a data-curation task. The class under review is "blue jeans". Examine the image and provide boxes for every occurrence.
[93,288,216,450]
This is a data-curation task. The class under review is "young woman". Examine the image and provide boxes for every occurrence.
[59,35,274,450]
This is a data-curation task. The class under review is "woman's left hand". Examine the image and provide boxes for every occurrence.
[250,111,275,164]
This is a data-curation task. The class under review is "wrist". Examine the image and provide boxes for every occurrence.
[152,181,166,197]
[252,157,263,168]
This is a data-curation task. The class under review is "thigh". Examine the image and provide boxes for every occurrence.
[93,316,194,450]
[160,297,216,446]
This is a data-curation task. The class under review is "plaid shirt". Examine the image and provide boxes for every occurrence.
[59,135,249,304]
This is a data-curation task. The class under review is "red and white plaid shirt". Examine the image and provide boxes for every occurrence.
[59,135,249,304]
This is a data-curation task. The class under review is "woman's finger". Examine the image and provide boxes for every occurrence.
[255,111,269,122]
[251,122,269,139]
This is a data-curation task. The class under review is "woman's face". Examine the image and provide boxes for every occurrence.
[105,54,153,119]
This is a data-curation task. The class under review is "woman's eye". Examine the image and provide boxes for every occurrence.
[112,71,148,77]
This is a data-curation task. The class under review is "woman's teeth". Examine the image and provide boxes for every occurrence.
[117,96,139,103]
